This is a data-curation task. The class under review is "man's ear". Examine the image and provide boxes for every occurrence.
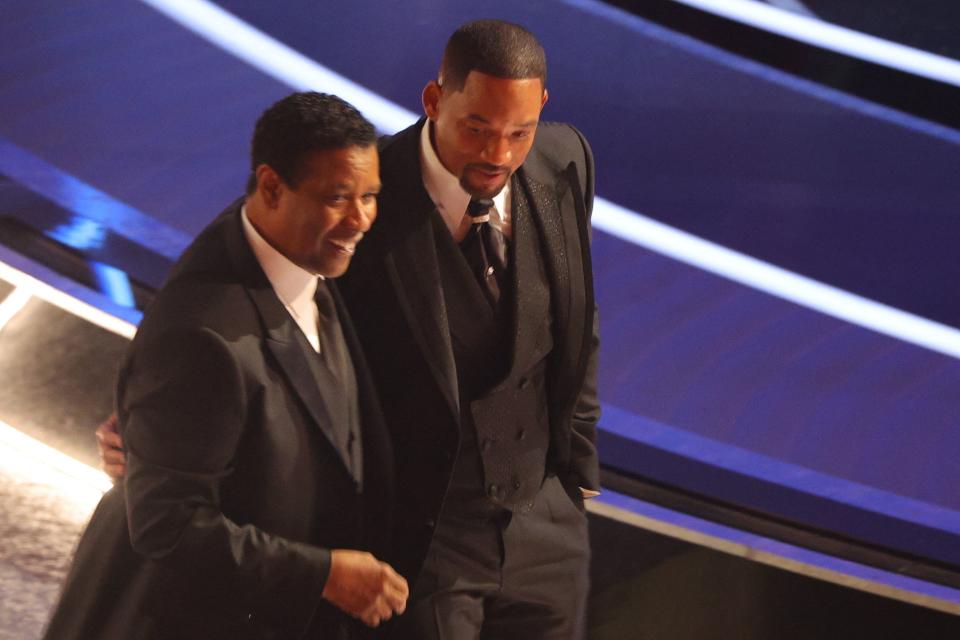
[422,80,442,120]
[256,164,283,209]
[541,88,549,111]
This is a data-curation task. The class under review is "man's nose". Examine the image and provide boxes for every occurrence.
[345,200,375,232]
[482,135,511,166]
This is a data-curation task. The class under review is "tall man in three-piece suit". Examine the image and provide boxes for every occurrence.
[43,93,408,639]
[339,20,601,639]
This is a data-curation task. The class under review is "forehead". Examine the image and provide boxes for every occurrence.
[298,145,379,184]
[447,71,544,120]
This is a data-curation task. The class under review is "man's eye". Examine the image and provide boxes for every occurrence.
[513,130,530,140]
[465,126,483,135]
[327,195,347,204]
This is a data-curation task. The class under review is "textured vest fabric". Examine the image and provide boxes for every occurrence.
[435,175,555,516]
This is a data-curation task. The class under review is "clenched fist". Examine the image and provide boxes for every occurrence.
[323,550,408,627]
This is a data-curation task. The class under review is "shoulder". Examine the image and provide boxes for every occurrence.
[378,120,423,167]
[524,122,593,182]
[525,121,595,207]
[136,206,258,342]
[531,122,592,166]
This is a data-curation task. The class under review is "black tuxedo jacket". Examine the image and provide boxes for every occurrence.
[44,203,393,640]
[339,119,600,585]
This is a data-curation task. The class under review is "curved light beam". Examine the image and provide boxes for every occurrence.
[668,0,960,88]
[139,0,960,360]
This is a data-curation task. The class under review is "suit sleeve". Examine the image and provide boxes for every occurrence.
[119,326,330,632]
[568,125,602,493]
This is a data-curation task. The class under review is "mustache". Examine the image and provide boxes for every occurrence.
[466,163,509,174]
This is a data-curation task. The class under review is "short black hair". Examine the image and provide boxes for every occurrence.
[440,20,547,92]
[246,92,376,194]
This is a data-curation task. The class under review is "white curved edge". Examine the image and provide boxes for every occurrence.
[588,492,960,615]
[138,0,419,133]
[670,0,960,88]
[0,420,111,504]
[140,0,960,360]
[591,199,960,360]
[0,261,137,339]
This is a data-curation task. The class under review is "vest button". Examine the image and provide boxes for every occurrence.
[425,518,436,529]
[487,484,499,498]
[518,377,529,390]
[517,429,526,441]
[482,439,493,452]
[513,480,521,490]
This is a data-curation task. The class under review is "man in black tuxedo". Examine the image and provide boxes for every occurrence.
[339,20,601,639]
[45,92,407,639]
[96,20,600,639]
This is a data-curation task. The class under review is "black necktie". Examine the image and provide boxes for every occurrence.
[314,280,347,382]
[460,197,508,307]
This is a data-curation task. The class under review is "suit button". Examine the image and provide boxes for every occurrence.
[518,377,529,390]
[482,439,493,452]
[513,480,521,490]
[517,429,526,441]
[425,518,436,529]
[487,484,499,498]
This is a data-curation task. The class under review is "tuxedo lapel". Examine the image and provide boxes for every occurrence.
[384,210,460,417]
[378,121,460,417]
[222,210,356,477]
[506,173,553,379]
[517,163,588,401]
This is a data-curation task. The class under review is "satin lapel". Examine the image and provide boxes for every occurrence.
[224,212,353,474]
[377,121,459,417]
[518,165,588,400]
[385,206,460,418]
[505,173,551,378]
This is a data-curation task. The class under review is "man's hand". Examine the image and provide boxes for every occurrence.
[322,550,408,627]
[95,413,126,482]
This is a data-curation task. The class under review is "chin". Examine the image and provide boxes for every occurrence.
[317,258,352,279]
[461,175,509,199]
[465,182,507,199]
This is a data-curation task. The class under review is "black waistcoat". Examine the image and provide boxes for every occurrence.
[293,315,364,491]
[434,176,555,517]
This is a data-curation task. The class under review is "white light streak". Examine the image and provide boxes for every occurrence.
[0,261,137,339]
[140,0,960,359]
[670,0,960,87]
[138,0,418,133]
[0,420,110,514]
[0,287,32,334]
[591,200,960,359]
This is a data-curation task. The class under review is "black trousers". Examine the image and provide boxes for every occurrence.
[397,475,590,640]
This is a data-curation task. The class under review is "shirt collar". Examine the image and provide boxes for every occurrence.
[241,204,319,314]
[419,120,509,236]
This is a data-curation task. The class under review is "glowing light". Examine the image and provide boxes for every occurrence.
[138,0,960,360]
[668,0,960,87]
[0,261,136,339]
[92,262,137,308]
[0,287,32,333]
[138,0,418,133]
[0,420,110,515]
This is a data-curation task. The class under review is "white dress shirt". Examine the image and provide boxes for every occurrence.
[419,120,512,242]
[241,206,321,353]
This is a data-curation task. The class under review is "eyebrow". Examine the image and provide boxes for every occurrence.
[465,114,538,128]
